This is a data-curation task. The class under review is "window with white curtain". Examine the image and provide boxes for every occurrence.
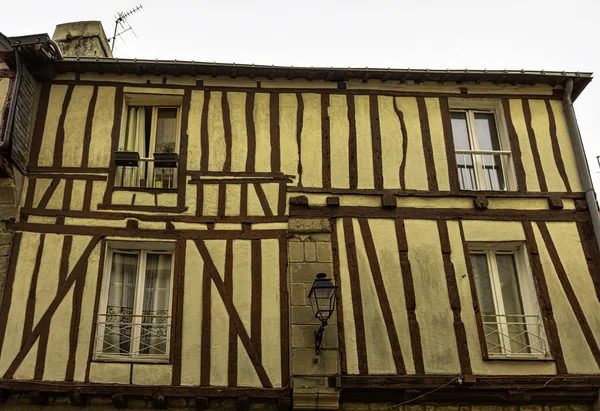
[95,242,174,361]
[469,243,549,359]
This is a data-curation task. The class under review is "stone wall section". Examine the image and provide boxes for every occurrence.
[288,218,340,409]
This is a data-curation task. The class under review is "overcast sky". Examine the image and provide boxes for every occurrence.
[2,0,599,191]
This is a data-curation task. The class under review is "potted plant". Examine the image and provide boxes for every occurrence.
[114,147,140,167]
[154,142,178,168]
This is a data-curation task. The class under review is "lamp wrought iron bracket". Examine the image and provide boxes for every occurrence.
[315,320,328,355]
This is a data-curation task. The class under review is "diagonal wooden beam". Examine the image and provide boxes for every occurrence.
[3,235,103,379]
[36,178,60,209]
[194,239,273,388]
[253,184,273,217]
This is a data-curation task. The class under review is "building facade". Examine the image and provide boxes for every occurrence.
[0,21,599,411]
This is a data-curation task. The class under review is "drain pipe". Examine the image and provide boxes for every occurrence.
[563,79,600,251]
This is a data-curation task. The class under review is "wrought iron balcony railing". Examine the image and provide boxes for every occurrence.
[455,149,511,191]
[95,309,171,360]
[482,313,549,359]
[115,157,178,189]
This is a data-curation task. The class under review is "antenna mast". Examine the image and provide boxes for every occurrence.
[110,4,143,53]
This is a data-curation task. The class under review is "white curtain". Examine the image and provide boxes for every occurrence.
[121,107,147,187]
[140,253,172,355]
[103,252,138,354]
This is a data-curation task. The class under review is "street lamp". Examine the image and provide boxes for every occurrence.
[307,273,338,354]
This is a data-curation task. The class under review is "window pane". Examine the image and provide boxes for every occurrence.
[496,253,530,353]
[452,112,476,190]
[470,253,501,354]
[474,113,500,150]
[451,112,471,150]
[103,252,138,354]
[155,108,178,153]
[140,253,172,355]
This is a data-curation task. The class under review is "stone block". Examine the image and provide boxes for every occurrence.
[291,283,307,306]
[289,218,331,234]
[0,257,8,274]
[340,403,370,411]
[289,242,304,263]
[292,326,306,348]
[0,245,10,257]
[0,233,12,245]
[291,376,329,389]
[310,234,332,242]
[304,243,317,262]
[290,262,333,283]
[298,325,337,349]
[316,242,332,262]
[292,306,318,325]
[291,347,338,375]
[294,388,339,410]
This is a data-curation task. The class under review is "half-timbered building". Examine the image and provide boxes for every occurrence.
[0,20,600,411]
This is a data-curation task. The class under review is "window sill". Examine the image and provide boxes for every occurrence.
[93,356,170,364]
[484,355,553,362]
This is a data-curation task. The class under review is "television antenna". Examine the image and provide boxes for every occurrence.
[110,5,143,53]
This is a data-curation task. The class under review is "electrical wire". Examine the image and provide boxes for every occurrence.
[382,377,460,410]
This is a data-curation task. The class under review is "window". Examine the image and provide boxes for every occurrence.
[95,242,174,361]
[115,103,181,189]
[469,244,549,359]
[451,109,512,191]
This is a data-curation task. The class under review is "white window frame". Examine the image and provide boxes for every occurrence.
[94,241,176,363]
[469,242,550,360]
[449,99,517,191]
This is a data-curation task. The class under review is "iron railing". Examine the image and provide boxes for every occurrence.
[95,309,171,359]
[115,158,177,189]
[455,149,511,191]
[482,313,549,358]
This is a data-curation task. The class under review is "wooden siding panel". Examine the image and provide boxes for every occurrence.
[229,92,248,173]
[88,87,116,168]
[508,99,541,192]
[330,94,350,189]
[378,96,402,190]
[425,98,450,191]
[208,91,226,171]
[394,97,428,190]
[254,93,271,173]
[186,90,204,172]
[354,96,374,189]
[279,93,299,184]
[336,219,359,374]
[405,219,460,373]
[62,86,94,168]
[299,94,322,188]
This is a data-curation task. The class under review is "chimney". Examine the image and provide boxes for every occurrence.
[52,21,112,58]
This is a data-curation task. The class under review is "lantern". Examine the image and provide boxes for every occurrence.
[307,273,338,354]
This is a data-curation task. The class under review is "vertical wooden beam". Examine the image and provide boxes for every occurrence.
[222,91,233,172]
[545,100,571,192]
[225,240,237,387]
[342,218,368,374]
[85,239,106,382]
[331,219,348,374]
[171,238,186,385]
[200,262,211,386]
[369,95,384,190]
[392,98,408,191]
[439,97,459,193]
[82,180,93,212]
[522,221,566,373]
[23,234,45,347]
[416,97,438,191]
[437,220,472,374]
[102,86,124,205]
[200,91,211,171]
[62,179,73,211]
[218,183,227,217]
[321,94,331,189]
[522,99,548,192]
[501,99,527,192]
[394,219,424,374]
[577,220,600,302]
[245,92,256,173]
[81,85,98,168]
[65,260,88,381]
[295,93,304,187]
[177,89,192,208]
[347,95,358,190]
[458,221,489,360]
[53,84,74,168]
[270,93,281,173]
[278,236,290,387]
